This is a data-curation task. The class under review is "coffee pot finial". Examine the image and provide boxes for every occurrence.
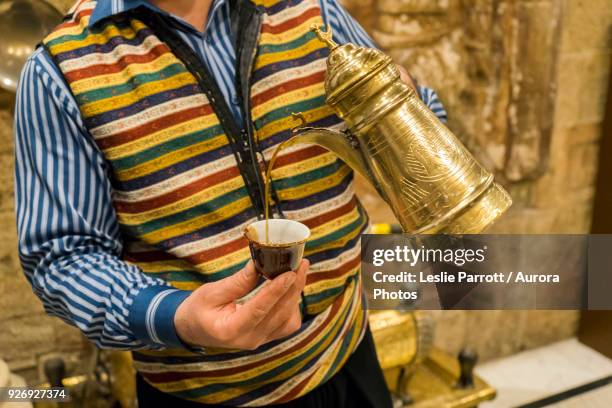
[310,24,338,50]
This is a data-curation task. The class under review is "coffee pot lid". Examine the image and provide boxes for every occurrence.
[311,25,393,105]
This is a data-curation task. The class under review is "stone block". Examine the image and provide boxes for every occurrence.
[552,202,593,233]
[0,110,14,156]
[431,310,468,356]
[7,357,42,385]
[529,123,602,210]
[339,0,376,33]
[561,0,612,53]
[0,157,15,205]
[529,176,563,210]
[0,313,83,365]
[376,13,457,38]
[13,365,40,385]
[47,0,73,13]
[0,264,43,320]
[488,206,530,233]
[0,89,15,111]
[566,142,600,190]
[435,310,544,362]
[505,182,533,208]
[509,208,558,234]
[462,311,527,361]
[520,310,580,350]
[0,190,14,214]
[554,50,611,128]
[52,323,84,353]
[566,186,596,205]
[503,0,562,181]
[377,0,454,14]
[0,213,18,262]
[0,314,56,362]
[564,123,605,145]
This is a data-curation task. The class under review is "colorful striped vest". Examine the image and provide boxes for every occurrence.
[43,0,368,405]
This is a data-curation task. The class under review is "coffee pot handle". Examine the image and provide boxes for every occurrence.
[290,114,370,179]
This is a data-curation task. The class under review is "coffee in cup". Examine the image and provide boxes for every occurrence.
[244,219,310,279]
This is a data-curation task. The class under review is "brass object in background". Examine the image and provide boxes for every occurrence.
[34,351,135,408]
[369,311,434,395]
[0,0,62,92]
[291,25,512,234]
[369,312,495,407]
[105,351,136,408]
[405,348,496,408]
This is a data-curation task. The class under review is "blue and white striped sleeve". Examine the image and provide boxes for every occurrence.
[320,0,448,123]
[14,48,191,350]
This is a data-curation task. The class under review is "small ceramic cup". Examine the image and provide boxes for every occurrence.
[244,219,310,279]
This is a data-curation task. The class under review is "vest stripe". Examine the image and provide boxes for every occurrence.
[62,38,167,76]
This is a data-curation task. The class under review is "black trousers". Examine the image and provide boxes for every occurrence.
[137,328,392,408]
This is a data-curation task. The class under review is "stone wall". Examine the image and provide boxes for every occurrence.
[0,0,609,383]
[0,0,85,383]
[345,0,611,360]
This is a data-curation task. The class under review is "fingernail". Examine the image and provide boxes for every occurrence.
[283,273,296,289]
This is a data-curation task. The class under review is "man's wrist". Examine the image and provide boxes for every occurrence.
[127,286,191,348]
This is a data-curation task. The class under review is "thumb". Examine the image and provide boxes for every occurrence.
[207,261,259,304]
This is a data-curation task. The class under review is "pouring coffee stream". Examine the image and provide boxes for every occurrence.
[260,24,511,238]
[263,135,302,243]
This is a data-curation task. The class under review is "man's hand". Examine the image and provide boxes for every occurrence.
[397,65,417,91]
[174,260,308,350]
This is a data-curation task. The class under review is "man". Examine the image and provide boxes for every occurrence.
[14,0,446,406]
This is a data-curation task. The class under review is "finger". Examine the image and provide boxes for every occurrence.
[397,65,416,91]
[207,261,258,304]
[231,271,296,330]
[265,307,302,342]
[251,260,308,339]
[288,259,308,296]
[225,260,308,346]
[253,274,303,336]
[295,258,309,281]
[238,303,301,350]
[265,259,308,321]
[284,259,308,297]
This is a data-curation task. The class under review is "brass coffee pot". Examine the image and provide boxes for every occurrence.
[290,26,512,234]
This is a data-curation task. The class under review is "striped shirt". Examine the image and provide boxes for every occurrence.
[14,0,447,350]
